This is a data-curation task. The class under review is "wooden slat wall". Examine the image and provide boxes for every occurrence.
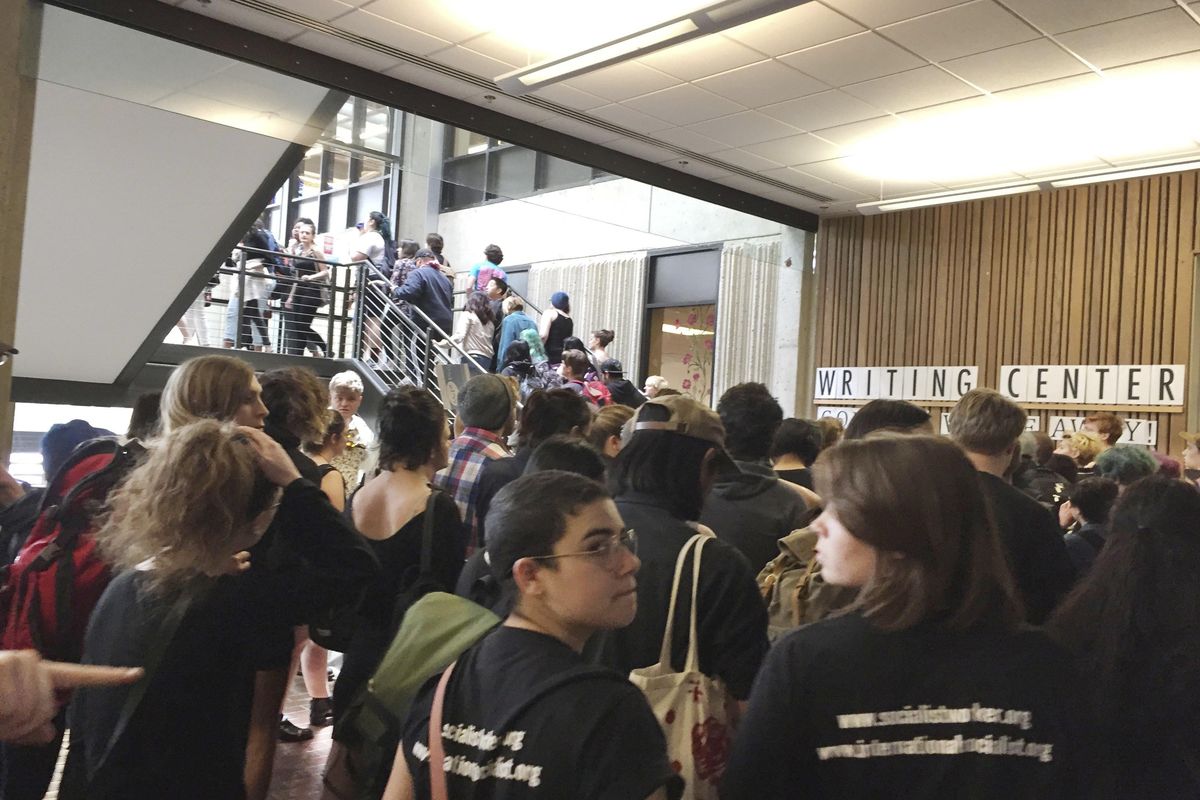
[815,172,1200,453]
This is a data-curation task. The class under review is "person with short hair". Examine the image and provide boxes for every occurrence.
[947,389,1075,623]
[1056,430,1106,474]
[539,292,573,365]
[424,232,453,279]
[435,374,516,552]
[558,349,595,401]
[1180,431,1200,482]
[524,435,607,481]
[496,294,537,364]
[723,434,1083,800]
[844,399,932,440]
[470,244,507,293]
[816,416,843,451]
[598,359,644,408]
[391,471,680,800]
[1058,476,1119,575]
[586,404,635,464]
[770,418,822,490]
[642,375,668,399]
[588,329,614,374]
[328,370,373,492]
[701,383,813,570]
[597,395,769,708]
[1091,444,1158,489]
[393,249,454,386]
[1081,411,1123,451]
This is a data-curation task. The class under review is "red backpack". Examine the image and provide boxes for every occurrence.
[0,438,145,662]
[582,380,612,408]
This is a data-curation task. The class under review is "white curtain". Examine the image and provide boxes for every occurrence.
[713,238,782,400]
[527,252,649,370]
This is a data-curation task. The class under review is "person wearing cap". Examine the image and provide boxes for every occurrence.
[599,358,645,408]
[595,395,769,712]
[469,244,507,294]
[539,291,573,365]
[723,434,1084,800]
[700,383,814,570]
[393,248,453,387]
[1179,431,1200,482]
[434,374,517,552]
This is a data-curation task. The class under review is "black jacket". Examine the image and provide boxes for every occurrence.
[393,264,453,335]
[701,460,811,571]
[604,378,646,408]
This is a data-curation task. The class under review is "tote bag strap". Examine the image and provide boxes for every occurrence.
[682,535,708,673]
[428,660,457,800]
[654,533,706,666]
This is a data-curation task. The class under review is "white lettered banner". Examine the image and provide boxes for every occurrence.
[815,366,979,402]
[999,365,1184,406]
[939,414,1040,435]
[817,406,858,425]
[1047,416,1158,446]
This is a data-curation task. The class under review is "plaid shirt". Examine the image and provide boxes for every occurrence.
[435,427,511,550]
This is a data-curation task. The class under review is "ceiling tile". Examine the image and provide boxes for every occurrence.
[636,35,764,81]
[274,0,359,23]
[1056,9,1200,70]
[179,0,311,41]
[880,1,1040,63]
[811,116,899,148]
[999,0,1174,35]
[623,84,745,126]
[842,65,979,112]
[1015,156,1112,179]
[758,166,869,200]
[684,111,804,148]
[696,59,829,107]
[649,126,730,154]
[458,33,552,66]
[538,115,625,144]
[289,30,397,72]
[604,137,683,164]
[360,0,488,43]
[429,45,517,79]
[743,133,842,165]
[820,0,972,28]
[779,32,926,86]
[941,38,1090,92]
[564,62,679,103]
[382,60,476,99]
[708,148,786,172]
[529,82,609,111]
[761,90,884,130]
[723,3,865,56]
[792,159,944,197]
[714,173,783,194]
[587,103,674,134]
[333,9,452,57]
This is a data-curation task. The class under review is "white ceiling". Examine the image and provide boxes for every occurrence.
[166,0,1200,216]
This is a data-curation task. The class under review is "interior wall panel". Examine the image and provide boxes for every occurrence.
[815,172,1200,453]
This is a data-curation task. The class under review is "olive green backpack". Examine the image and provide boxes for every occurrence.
[757,528,859,642]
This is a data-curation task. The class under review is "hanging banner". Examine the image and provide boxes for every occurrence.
[1047,416,1158,446]
[815,366,978,402]
[998,365,1183,406]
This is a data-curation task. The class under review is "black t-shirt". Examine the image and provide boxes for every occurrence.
[473,450,531,547]
[977,473,1076,624]
[402,626,681,800]
[775,466,814,490]
[722,613,1084,800]
[60,479,378,799]
[590,495,769,700]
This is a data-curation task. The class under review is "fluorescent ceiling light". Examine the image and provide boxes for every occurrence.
[1050,159,1200,188]
[495,0,810,95]
[858,183,1039,214]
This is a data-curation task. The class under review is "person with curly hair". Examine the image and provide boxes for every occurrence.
[59,422,376,799]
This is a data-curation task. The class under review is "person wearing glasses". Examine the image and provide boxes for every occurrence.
[386,470,680,800]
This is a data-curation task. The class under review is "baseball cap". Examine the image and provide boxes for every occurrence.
[599,358,624,375]
[415,248,437,260]
[630,395,737,471]
[457,374,514,431]
[1180,431,1200,445]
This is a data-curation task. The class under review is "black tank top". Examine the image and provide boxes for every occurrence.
[545,312,573,362]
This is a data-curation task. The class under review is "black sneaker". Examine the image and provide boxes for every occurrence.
[278,715,313,743]
[310,697,334,727]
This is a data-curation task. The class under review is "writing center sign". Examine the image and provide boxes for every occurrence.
[999,365,1184,406]
[816,366,979,401]
[1048,416,1158,447]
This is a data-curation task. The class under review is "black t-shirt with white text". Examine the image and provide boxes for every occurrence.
[721,612,1084,800]
[403,626,681,800]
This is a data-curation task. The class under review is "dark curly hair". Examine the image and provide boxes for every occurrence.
[260,367,329,443]
[377,386,448,471]
[516,389,592,450]
[716,382,783,461]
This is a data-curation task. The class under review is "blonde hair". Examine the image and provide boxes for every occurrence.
[502,295,524,315]
[97,420,275,593]
[1063,430,1106,465]
[329,370,364,397]
[160,356,257,434]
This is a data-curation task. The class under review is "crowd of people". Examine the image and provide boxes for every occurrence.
[1,355,1197,799]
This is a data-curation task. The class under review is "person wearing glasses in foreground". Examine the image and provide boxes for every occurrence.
[721,434,1083,800]
[385,471,681,800]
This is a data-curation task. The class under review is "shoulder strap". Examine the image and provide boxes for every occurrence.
[655,533,705,667]
[90,578,206,791]
[682,536,707,673]
[428,660,456,800]
[420,488,438,577]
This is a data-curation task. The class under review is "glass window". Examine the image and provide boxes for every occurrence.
[325,190,349,232]
[327,151,351,190]
[335,97,354,143]
[646,305,717,406]
[451,128,491,157]
[356,155,385,183]
[296,147,322,198]
[351,181,385,225]
[540,155,594,191]
[359,102,390,151]
[489,148,536,200]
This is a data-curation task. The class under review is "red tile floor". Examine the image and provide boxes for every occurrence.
[269,673,336,800]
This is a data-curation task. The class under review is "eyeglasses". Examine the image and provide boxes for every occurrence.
[529,529,637,572]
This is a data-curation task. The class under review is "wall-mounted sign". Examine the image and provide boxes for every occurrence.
[1048,415,1157,446]
[938,414,1040,435]
[815,366,979,401]
[999,365,1184,406]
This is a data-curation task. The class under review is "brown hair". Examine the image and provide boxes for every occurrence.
[97,420,276,593]
[813,434,1023,632]
[587,404,635,452]
[160,355,257,434]
[302,409,347,455]
[560,349,590,378]
[947,388,1026,456]
[260,367,329,444]
[816,417,843,450]
[1083,411,1124,445]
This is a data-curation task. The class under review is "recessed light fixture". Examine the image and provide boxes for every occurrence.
[857,183,1039,214]
[1049,159,1200,188]
[494,0,812,95]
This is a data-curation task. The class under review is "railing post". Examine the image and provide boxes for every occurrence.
[352,262,367,362]
[235,248,247,350]
[422,328,433,389]
[325,262,337,358]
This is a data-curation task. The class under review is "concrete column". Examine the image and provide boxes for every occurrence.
[396,113,444,247]
[780,225,817,418]
[0,2,39,462]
